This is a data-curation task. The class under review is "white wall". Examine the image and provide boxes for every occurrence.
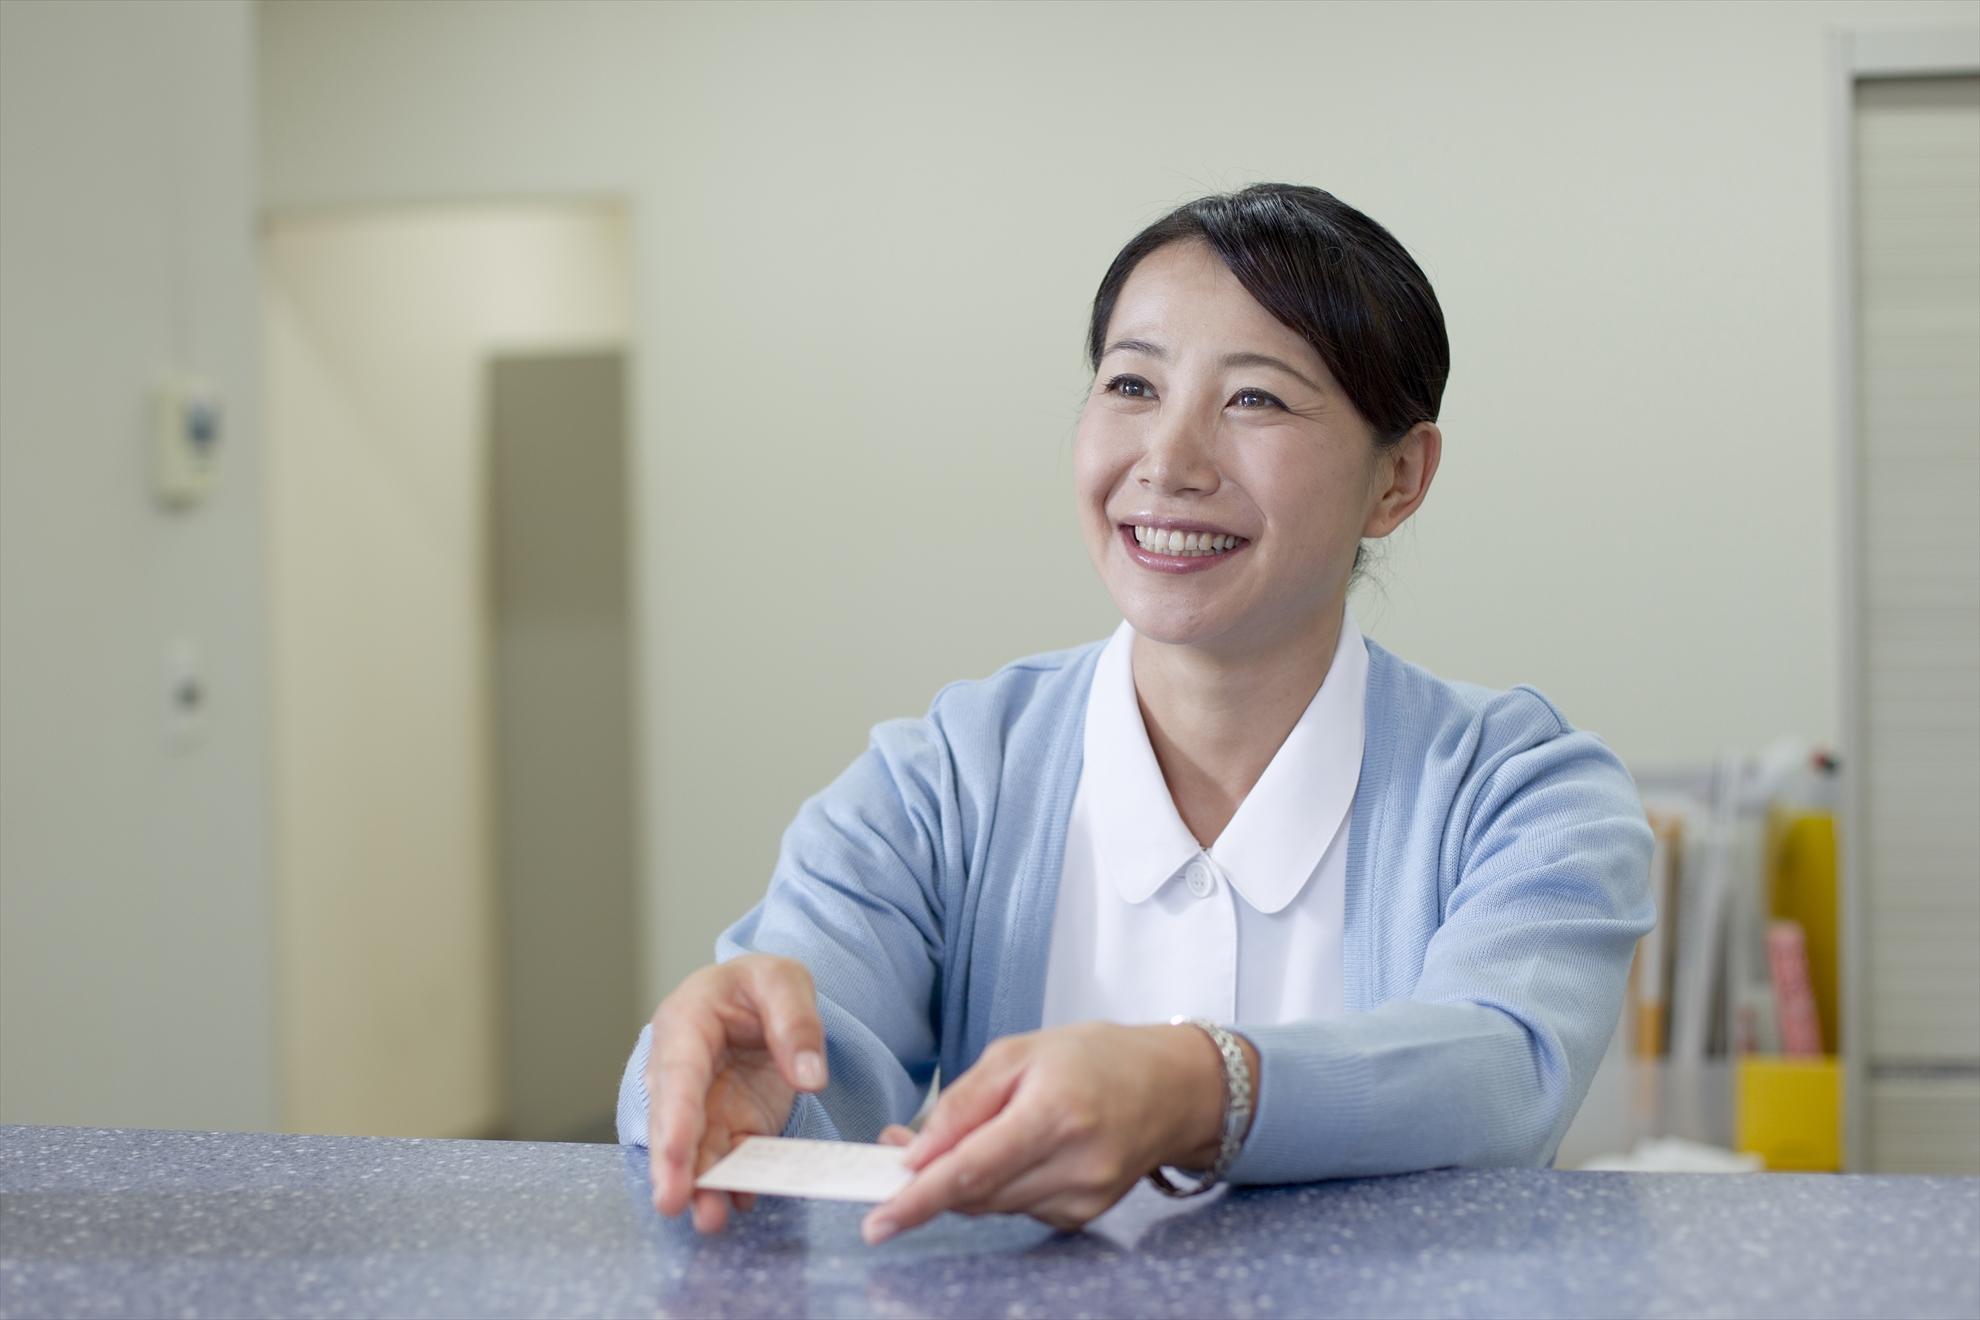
[257,0,1970,1014]
[264,206,629,1136]
[0,0,277,1131]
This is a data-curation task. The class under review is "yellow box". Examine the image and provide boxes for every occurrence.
[1768,810,1839,1054]
[1736,1055,1841,1171]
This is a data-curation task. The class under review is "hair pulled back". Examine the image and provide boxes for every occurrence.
[1085,183,1449,445]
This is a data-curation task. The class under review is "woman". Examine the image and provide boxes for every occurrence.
[617,183,1654,1245]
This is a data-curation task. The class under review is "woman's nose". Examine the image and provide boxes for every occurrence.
[1132,410,1220,496]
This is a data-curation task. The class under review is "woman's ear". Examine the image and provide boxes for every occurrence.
[1361,422,1441,540]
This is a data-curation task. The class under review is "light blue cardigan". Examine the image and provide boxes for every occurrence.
[618,634,1654,1184]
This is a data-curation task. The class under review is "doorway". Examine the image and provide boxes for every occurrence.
[263,202,640,1141]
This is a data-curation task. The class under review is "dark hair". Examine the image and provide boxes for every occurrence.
[1085,184,1449,580]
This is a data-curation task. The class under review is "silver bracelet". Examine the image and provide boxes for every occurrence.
[1147,1016,1253,1198]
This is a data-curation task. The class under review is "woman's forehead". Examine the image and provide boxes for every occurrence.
[1105,241,1327,377]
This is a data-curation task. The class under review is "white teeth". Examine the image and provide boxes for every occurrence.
[1130,525,1241,557]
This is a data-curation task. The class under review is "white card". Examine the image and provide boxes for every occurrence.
[695,1136,912,1203]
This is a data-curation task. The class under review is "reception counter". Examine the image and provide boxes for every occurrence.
[2,1124,1975,1318]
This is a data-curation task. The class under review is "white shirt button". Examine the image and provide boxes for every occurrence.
[1185,860,1214,898]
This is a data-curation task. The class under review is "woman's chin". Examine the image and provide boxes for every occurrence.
[1114,601,1237,651]
[1098,547,1259,650]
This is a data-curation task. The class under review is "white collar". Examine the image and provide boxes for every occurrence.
[1080,609,1368,915]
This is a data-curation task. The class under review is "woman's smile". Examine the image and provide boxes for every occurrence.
[1117,522,1252,575]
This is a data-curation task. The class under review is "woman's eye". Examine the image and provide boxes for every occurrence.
[1232,387,1284,410]
[1103,374,1154,399]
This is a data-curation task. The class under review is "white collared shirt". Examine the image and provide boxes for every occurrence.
[1040,609,1368,1029]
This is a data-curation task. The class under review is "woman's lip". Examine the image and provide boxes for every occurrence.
[1117,523,1250,575]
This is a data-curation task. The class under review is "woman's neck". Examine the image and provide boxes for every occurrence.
[1129,603,1345,849]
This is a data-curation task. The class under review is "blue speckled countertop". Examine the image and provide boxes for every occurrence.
[2,1124,1975,1319]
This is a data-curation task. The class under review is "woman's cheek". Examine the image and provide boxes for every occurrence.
[1071,429,1114,501]
[1071,435,1126,549]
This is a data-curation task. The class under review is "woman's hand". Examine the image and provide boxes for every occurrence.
[861,1022,1252,1243]
[646,953,827,1233]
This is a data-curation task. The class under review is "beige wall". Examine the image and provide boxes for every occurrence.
[257,0,1969,1018]
[264,206,629,1136]
[1,0,277,1130]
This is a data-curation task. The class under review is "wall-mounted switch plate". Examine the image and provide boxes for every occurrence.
[153,374,221,508]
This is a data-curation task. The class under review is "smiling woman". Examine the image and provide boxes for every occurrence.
[617,184,1654,1243]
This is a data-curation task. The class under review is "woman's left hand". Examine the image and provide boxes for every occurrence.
[861,1021,1247,1243]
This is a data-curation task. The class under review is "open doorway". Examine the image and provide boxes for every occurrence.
[263,202,639,1141]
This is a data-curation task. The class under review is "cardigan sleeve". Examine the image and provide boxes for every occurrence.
[617,714,953,1147]
[1226,693,1655,1183]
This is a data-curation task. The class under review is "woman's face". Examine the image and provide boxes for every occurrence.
[1074,239,1410,659]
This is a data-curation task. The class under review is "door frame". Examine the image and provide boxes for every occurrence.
[1827,23,1980,1171]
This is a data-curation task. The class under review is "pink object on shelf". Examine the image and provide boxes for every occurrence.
[1768,920,1824,1056]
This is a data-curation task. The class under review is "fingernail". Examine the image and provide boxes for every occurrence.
[796,1050,826,1090]
[903,1135,926,1165]
[862,1215,897,1245]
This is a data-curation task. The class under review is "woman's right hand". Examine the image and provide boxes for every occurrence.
[646,953,828,1233]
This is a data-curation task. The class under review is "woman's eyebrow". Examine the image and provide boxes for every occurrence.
[1218,351,1325,395]
[1101,339,1324,395]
